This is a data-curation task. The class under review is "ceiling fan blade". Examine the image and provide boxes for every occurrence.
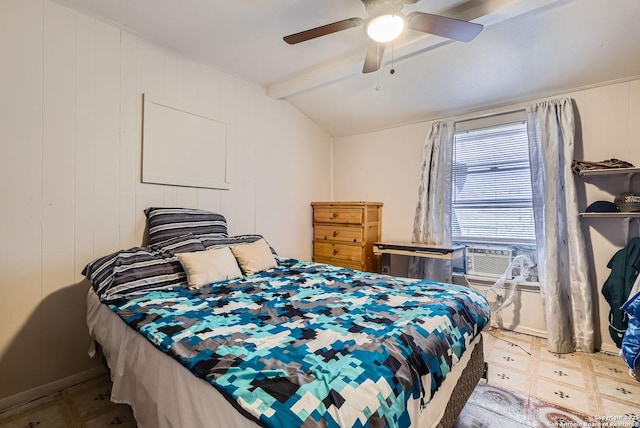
[362,41,385,74]
[407,12,483,42]
[283,17,363,45]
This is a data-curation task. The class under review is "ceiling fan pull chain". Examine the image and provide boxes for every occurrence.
[390,42,396,75]
[375,44,381,91]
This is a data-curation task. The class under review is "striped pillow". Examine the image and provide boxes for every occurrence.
[83,235,205,297]
[104,249,188,300]
[148,233,205,256]
[198,234,278,256]
[82,251,120,294]
[145,207,228,245]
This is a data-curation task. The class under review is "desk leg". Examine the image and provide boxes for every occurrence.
[380,253,390,274]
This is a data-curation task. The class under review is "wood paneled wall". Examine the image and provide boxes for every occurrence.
[0,0,331,405]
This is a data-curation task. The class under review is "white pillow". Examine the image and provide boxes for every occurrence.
[230,239,278,275]
[177,247,242,289]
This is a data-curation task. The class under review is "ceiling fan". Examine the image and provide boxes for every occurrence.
[283,0,483,74]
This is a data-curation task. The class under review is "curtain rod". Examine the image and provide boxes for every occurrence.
[454,107,526,125]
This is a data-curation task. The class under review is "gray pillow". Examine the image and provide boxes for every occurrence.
[145,207,227,245]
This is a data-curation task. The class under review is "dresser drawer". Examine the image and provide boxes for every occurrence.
[314,242,363,262]
[314,257,363,271]
[313,207,363,225]
[314,225,363,243]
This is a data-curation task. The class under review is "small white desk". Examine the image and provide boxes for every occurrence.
[373,241,464,275]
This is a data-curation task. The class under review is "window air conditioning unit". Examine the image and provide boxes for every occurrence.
[466,246,513,278]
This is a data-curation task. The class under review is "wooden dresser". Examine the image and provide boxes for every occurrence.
[311,201,383,272]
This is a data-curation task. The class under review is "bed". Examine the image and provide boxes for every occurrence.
[83,208,491,428]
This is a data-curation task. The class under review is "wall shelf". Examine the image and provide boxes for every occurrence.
[578,167,639,222]
[580,212,640,218]
[578,167,640,177]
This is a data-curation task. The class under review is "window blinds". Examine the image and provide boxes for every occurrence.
[452,121,536,244]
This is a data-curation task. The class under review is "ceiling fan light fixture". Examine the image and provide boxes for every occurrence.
[366,14,405,43]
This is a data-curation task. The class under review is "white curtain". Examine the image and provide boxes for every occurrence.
[408,121,454,283]
[527,97,595,353]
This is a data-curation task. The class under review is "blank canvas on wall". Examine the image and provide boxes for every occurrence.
[142,94,229,190]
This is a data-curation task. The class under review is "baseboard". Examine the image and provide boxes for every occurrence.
[489,320,548,339]
[0,366,106,412]
[491,322,623,355]
[598,342,621,356]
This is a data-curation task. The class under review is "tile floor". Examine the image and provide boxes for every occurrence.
[0,328,638,427]
[483,327,640,422]
[0,375,135,428]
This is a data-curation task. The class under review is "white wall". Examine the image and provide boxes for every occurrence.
[0,0,331,407]
[333,77,640,353]
[332,122,431,241]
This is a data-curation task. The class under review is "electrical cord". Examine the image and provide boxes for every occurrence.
[488,329,532,356]
[463,272,533,356]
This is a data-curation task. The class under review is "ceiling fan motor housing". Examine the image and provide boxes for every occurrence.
[361,0,413,17]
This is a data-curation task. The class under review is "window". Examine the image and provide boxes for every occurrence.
[452,117,538,281]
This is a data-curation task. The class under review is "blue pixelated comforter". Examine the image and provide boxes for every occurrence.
[106,258,490,428]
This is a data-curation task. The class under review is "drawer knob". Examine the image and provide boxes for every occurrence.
[333,231,339,237]
[330,212,339,219]
[333,248,339,255]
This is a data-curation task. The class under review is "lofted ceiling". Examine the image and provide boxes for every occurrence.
[51,0,640,136]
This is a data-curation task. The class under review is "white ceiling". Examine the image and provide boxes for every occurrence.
[51,0,640,136]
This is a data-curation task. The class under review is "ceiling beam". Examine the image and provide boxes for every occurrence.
[266,0,562,99]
